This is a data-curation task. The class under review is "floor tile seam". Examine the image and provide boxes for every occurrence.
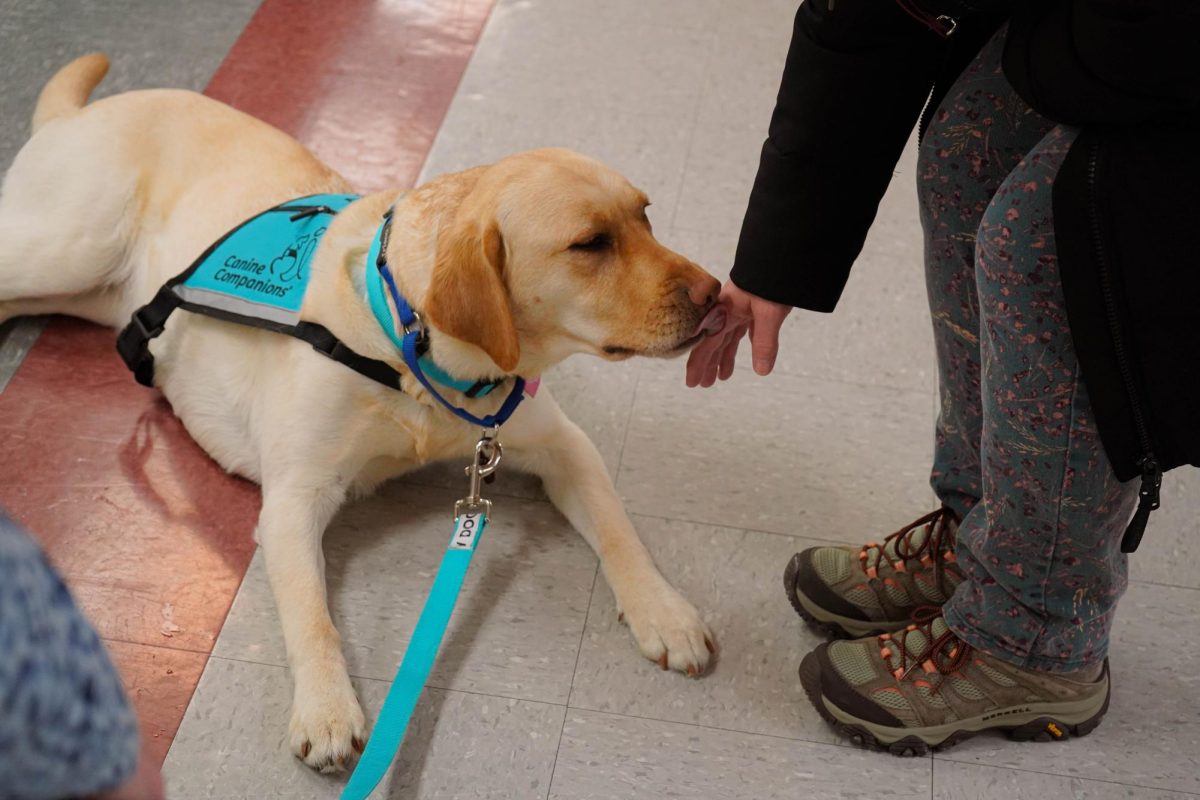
[546,562,602,799]
[558,702,934,763]
[625,508,853,546]
[612,369,643,480]
[419,682,569,710]
[383,476,546,504]
[931,755,1200,797]
[203,651,572,708]
[621,509,1200,591]
[101,635,216,658]
[1123,576,1200,593]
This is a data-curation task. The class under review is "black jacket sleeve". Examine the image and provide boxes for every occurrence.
[1004,0,1200,127]
[730,0,946,312]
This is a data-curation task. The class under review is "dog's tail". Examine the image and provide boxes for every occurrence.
[32,53,110,134]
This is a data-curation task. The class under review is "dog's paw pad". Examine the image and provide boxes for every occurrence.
[289,683,367,773]
[624,588,717,678]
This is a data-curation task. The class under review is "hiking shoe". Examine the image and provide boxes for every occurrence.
[798,612,1110,756]
[784,507,964,638]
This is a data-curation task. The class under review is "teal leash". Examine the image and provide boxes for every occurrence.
[340,430,503,800]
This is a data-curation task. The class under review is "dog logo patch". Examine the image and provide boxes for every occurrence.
[174,194,358,327]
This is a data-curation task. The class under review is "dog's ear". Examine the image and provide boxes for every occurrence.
[424,218,521,373]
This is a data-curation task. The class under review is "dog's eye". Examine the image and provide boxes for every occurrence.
[569,233,612,252]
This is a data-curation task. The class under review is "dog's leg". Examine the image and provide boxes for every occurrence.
[508,399,716,676]
[0,287,127,328]
[256,477,366,772]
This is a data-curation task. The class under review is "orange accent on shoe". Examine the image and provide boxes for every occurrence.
[923,659,937,674]
[881,648,893,659]
[876,687,906,702]
[944,552,957,562]
[893,668,905,680]
[879,632,892,641]
[866,566,878,579]
[894,561,907,573]
[907,624,918,632]
[913,680,934,690]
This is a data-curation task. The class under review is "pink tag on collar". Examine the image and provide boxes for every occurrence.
[524,377,541,397]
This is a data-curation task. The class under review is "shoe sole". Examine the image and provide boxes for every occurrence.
[798,651,1110,757]
[783,552,903,639]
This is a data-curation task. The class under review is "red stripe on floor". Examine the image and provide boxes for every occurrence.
[0,0,495,765]
[205,0,494,191]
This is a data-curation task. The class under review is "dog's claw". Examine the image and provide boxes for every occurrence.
[352,737,365,754]
[299,741,311,759]
[705,636,717,655]
[617,611,625,624]
[686,664,698,678]
[658,653,669,670]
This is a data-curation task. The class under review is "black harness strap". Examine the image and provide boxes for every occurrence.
[117,304,406,392]
[290,322,404,390]
[116,287,183,388]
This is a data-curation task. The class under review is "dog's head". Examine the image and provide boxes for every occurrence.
[419,148,720,374]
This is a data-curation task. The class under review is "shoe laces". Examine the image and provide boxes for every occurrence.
[858,507,960,597]
[877,607,972,682]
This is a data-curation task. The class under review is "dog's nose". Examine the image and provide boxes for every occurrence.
[688,274,721,307]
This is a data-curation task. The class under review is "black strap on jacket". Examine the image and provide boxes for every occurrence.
[116,289,407,392]
[116,287,181,388]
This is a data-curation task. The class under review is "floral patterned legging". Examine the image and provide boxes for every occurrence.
[919,27,1138,672]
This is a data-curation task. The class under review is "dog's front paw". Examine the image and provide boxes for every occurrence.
[619,585,717,677]
[289,674,367,773]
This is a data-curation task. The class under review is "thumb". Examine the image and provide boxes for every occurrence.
[749,305,788,376]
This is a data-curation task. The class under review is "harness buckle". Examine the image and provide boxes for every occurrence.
[129,306,166,340]
[455,427,502,520]
[116,293,176,388]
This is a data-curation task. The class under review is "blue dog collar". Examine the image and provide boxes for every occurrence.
[364,210,527,427]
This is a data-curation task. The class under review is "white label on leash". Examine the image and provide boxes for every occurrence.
[449,513,483,551]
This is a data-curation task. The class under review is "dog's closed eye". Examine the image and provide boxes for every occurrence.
[569,232,612,253]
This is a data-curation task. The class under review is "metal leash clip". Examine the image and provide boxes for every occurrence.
[455,427,502,520]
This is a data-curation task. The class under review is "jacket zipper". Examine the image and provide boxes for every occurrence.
[918,83,938,143]
[1086,140,1163,553]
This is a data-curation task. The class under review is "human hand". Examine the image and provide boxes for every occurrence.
[685,280,792,388]
[92,740,165,800]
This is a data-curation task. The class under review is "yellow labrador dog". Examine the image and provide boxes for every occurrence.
[0,55,721,771]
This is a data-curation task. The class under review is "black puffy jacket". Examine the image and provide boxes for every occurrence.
[730,0,1200,551]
